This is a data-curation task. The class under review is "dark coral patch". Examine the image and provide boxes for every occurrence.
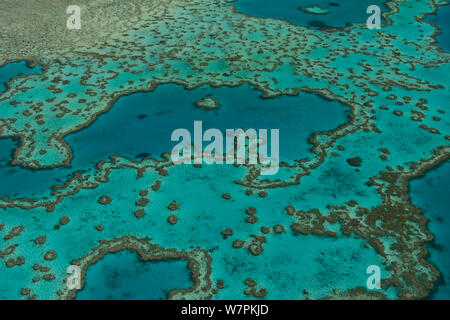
[167,214,178,225]
[346,157,362,167]
[97,195,112,205]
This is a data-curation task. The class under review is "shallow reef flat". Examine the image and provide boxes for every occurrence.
[0,0,449,300]
[0,0,175,66]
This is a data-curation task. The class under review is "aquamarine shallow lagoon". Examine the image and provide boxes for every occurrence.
[75,250,192,300]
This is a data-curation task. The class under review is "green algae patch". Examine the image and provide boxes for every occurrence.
[195,96,219,110]
[300,6,330,15]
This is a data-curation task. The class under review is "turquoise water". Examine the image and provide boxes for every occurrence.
[0,60,42,93]
[409,161,450,300]
[0,81,349,198]
[212,231,392,299]
[0,63,387,299]
[0,138,78,198]
[66,82,349,165]
[228,0,388,29]
[419,14,450,304]
[0,0,448,301]
[75,250,192,300]
[0,62,74,198]
[426,3,450,52]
